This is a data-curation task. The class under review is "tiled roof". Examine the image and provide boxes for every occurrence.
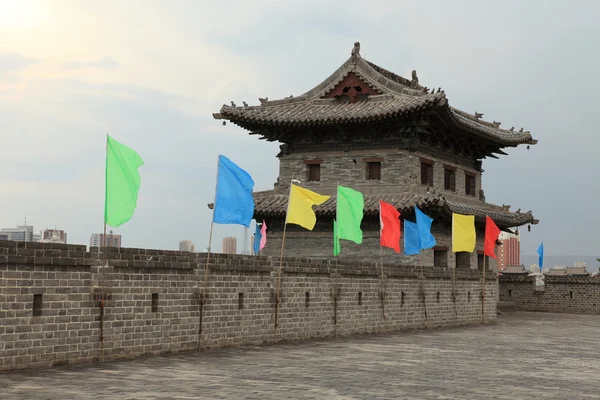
[253,190,536,228]
[218,94,444,127]
[214,46,537,148]
[501,265,529,274]
[545,268,568,276]
[549,267,591,276]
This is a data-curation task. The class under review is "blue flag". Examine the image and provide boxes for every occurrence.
[404,220,421,255]
[537,242,544,270]
[254,222,262,255]
[415,207,436,250]
[213,155,255,227]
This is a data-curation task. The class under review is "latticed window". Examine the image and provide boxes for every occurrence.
[421,159,433,186]
[444,168,456,191]
[366,162,381,180]
[465,173,476,196]
[307,164,320,181]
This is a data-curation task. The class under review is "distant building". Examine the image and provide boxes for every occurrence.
[500,265,528,275]
[90,232,122,248]
[573,261,587,269]
[0,233,8,241]
[179,240,196,252]
[39,229,67,244]
[222,237,237,254]
[1,225,35,242]
[498,231,520,270]
[566,266,589,276]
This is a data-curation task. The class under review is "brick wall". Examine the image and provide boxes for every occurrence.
[276,148,481,200]
[499,274,600,313]
[261,224,498,272]
[0,241,497,372]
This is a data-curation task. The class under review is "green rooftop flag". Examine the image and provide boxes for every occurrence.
[333,219,340,256]
[336,185,364,244]
[104,135,144,227]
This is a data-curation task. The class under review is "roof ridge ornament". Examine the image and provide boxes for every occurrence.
[351,42,361,62]
[411,70,419,85]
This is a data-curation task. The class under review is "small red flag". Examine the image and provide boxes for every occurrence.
[484,216,501,258]
[379,200,401,252]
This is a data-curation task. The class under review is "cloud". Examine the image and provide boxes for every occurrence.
[2,0,600,258]
[63,55,118,69]
[0,76,278,249]
[0,52,38,82]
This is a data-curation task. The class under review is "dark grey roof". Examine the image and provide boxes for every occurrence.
[253,190,536,228]
[214,46,537,147]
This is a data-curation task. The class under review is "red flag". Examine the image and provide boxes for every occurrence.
[379,200,401,252]
[484,216,501,258]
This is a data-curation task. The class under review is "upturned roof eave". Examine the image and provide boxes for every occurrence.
[212,51,537,148]
[252,190,537,228]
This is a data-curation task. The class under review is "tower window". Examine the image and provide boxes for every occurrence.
[366,162,381,180]
[444,167,456,191]
[465,173,476,196]
[304,160,322,182]
[420,159,434,186]
[307,164,320,181]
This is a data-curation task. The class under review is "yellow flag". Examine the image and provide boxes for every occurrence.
[286,184,330,230]
[452,213,476,253]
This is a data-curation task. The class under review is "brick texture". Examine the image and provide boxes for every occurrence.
[0,241,497,372]
[499,274,600,314]
[275,149,480,198]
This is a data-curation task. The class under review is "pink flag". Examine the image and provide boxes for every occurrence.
[259,220,267,251]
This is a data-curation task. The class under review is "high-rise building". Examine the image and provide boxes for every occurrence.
[39,229,67,244]
[1,225,34,242]
[222,237,237,254]
[179,240,196,252]
[498,231,520,270]
[90,232,122,248]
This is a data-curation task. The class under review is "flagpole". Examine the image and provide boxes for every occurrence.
[102,134,108,253]
[451,261,458,320]
[482,254,486,323]
[100,133,109,362]
[420,252,428,329]
[199,156,220,350]
[275,173,295,334]
[379,245,384,278]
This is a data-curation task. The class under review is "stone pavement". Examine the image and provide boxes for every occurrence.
[2,312,600,399]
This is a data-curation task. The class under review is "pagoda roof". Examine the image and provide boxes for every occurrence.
[214,42,537,148]
[253,190,537,229]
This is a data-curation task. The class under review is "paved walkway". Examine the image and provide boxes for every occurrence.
[2,312,600,399]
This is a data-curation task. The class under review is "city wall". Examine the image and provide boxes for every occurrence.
[499,274,600,314]
[0,241,497,372]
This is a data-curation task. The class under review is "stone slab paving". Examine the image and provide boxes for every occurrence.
[2,312,600,399]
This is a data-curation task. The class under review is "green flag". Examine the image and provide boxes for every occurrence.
[336,186,364,244]
[333,219,340,256]
[104,135,144,227]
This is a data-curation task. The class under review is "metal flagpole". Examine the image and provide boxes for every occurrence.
[199,156,220,350]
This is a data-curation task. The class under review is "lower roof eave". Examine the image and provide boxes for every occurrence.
[253,190,537,229]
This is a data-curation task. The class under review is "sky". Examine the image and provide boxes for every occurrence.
[0,0,599,256]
